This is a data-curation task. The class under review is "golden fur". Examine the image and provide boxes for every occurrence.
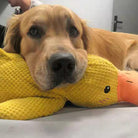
[3,5,138,90]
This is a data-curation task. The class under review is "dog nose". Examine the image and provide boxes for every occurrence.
[49,53,75,75]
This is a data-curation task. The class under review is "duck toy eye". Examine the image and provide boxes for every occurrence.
[104,86,110,93]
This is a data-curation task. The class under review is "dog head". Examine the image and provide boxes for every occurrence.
[4,5,92,91]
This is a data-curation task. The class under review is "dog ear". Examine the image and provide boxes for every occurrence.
[81,20,92,51]
[3,15,21,53]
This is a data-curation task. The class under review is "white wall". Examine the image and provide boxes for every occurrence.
[0,0,113,31]
[41,0,114,31]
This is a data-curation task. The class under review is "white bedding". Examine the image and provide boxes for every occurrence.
[0,103,138,138]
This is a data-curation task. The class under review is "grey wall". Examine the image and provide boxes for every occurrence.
[0,1,15,26]
[113,0,138,34]
[0,0,113,31]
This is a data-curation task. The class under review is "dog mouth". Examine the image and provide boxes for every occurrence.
[35,74,77,91]
[45,72,76,90]
[35,65,85,91]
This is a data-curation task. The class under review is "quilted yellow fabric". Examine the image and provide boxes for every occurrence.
[0,48,119,120]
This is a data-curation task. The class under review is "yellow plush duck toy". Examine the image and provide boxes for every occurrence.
[0,48,138,120]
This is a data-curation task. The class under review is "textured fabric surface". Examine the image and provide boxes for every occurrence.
[0,49,66,120]
[0,48,137,120]
[0,49,119,120]
[58,55,119,107]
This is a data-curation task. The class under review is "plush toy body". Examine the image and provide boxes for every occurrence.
[0,49,137,120]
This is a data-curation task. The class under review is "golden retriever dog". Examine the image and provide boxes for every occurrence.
[3,5,138,91]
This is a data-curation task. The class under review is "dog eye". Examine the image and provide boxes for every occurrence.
[69,26,79,37]
[28,26,44,39]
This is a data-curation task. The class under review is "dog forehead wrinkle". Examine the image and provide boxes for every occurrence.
[31,18,48,25]
[22,8,53,26]
[66,16,75,27]
[52,7,71,21]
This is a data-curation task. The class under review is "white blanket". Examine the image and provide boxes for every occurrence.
[0,103,138,138]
